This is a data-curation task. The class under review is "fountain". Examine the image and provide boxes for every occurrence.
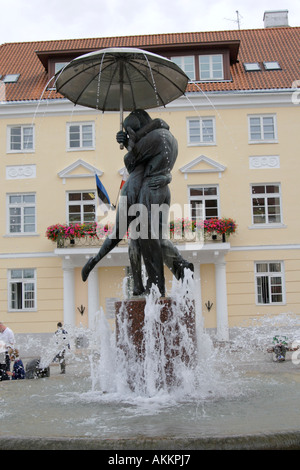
[2,48,299,451]
[1,272,300,450]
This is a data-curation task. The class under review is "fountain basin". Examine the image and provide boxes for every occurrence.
[1,349,300,450]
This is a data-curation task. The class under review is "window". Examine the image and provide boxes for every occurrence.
[7,125,34,152]
[171,56,195,80]
[67,122,94,150]
[255,262,285,305]
[8,269,36,311]
[263,61,281,70]
[187,117,215,145]
[243,63,261,72]
[3,74,20,83]
[189,186,219,221]
[67,191,96,223]
[7,193,36,234]
[54,62,69,74]
[251,184,282,225]
[199,54,223,80]
[249,115,277,142]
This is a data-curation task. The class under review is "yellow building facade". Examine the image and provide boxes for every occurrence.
[0,19,300,340]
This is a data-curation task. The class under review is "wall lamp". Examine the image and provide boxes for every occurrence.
[205,301,213,312]
[77,305,85,316]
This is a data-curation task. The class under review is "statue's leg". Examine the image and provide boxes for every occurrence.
[128,239,145,295]
[161,239,194,280]
[81,233,123,282]
[81,200,129,281]
[135,182,168,297]
[140,238,165,297]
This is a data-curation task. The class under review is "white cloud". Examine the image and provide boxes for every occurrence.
[0,0,299,44]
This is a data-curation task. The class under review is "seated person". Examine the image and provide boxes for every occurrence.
[7,348,25,380]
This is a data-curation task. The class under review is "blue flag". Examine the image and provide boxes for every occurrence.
[95,174,110,213]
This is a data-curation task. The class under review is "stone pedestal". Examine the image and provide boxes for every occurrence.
[115,297,196,390]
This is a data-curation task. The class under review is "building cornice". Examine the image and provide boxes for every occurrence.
[0,88,296,119]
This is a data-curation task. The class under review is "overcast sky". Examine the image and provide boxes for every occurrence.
[0,0,300,44]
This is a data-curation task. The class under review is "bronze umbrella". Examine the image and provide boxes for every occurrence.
[55,47,189,141]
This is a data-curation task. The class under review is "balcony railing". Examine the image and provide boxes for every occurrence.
[46,219,237,249]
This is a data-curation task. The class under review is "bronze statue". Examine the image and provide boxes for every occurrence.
[81,110,193,296]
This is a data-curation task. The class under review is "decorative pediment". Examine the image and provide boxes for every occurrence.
[58,159,103,183]
[179,155,226,179]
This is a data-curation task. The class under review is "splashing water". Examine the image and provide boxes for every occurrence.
[6,274,300,443]
[87,270,255,404]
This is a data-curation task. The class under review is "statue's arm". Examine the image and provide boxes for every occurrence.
[148,173,172,189]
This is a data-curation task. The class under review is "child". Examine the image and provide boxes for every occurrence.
[7,348,25,380]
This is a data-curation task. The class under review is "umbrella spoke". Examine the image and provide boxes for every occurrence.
[129,57,187,101]
[123,62,137,110]
[73,58,118,106]
[101,60,120,111]
[125,59,166,107]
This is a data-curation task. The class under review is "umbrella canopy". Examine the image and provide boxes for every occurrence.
[55,47,189,119]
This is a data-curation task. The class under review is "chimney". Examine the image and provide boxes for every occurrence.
[263,10,289,28]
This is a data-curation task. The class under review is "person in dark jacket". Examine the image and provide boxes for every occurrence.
[54,322,70,374]
[7,348,25,380]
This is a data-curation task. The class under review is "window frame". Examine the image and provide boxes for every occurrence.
[263,61,281,71]
[54,61,69,74]
[248,114,278,143]
[243,62,261,72]
[254,261,285,306]
[169,49,230,82]
[7,193,37,235]
[3,74,20,83]
[7,124,35,153]
[171,55,196,80]
[199,54,224,81]
[8,268,37,312]
[67,190,97,224]
[188,185,220,222]
[250,183,283,226]
[66,121,95,151]
[187,116,216,146]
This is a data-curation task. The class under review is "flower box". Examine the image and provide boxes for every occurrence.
[46,217,237,247]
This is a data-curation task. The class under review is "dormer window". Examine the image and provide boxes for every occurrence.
[199,54,224,80]
[172,53,225,81]
[54,62,69,74]
[170,45,234,82]
[171,56,195,80]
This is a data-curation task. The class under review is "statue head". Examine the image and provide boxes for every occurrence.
[123,109,152,132]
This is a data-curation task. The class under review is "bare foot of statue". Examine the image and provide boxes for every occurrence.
[81,257,98,282]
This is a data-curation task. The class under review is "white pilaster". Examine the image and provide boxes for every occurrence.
[192,259,204,334]
[63,265,75,327]
[88,267,99,330]
[193,260,202,316]
[215,258,229,341]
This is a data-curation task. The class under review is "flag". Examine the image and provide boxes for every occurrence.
[120,168,129,190]
[95,174,110,214]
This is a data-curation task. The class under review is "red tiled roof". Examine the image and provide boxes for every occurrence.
[0,27,299,102]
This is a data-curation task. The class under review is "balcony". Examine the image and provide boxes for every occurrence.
[46,218,237,249]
